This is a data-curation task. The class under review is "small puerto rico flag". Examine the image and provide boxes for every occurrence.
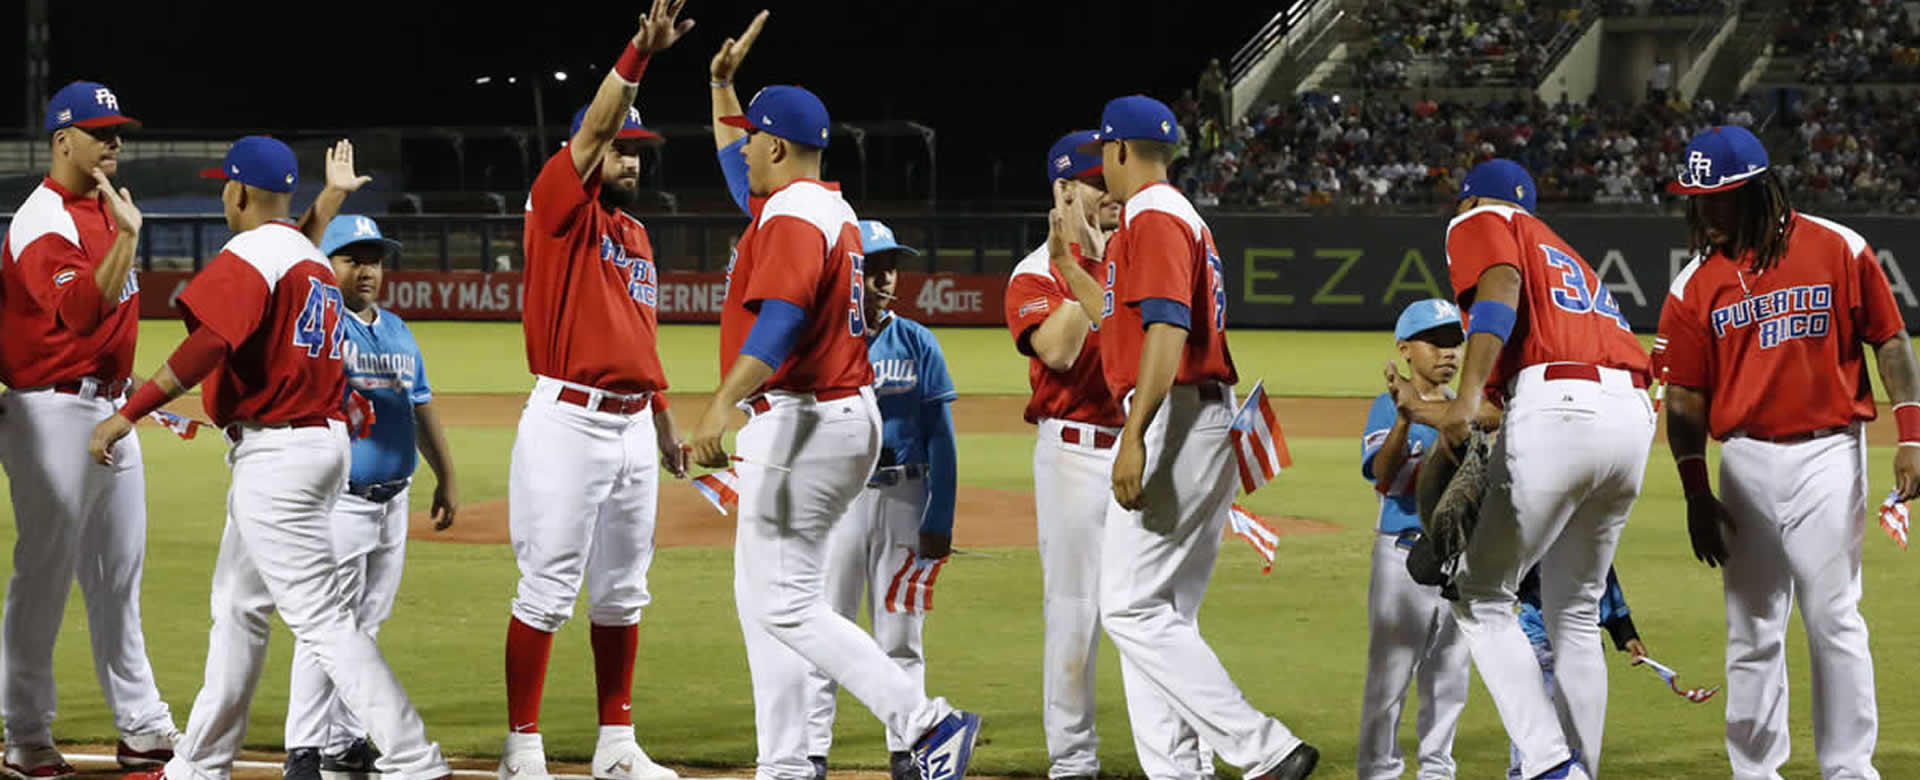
[692,469,741,514]
[1229,380,1292,494]
[1227,504,1279,574]
[148,410,210,440]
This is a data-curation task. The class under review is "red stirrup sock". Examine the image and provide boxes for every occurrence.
[591,623,640,726]
[506,617,555,732]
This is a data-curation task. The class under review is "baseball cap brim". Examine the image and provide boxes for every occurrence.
[198,168,230,182]
[71,115,140,130]
[719,115,756,131]
[614,127,665,144]
[1665,178,1750,196]
[324,236,404,258]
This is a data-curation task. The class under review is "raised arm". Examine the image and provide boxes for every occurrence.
[297,140,372,246]
[709,10,767,152]
[574,0,695,178]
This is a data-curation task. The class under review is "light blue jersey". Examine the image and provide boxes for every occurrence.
[1518,566,1633,647]
[1360,392,1440,535]
[340,307,431,486]
[867,313,959,537]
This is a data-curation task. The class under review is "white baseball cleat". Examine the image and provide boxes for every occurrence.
[592,726,678,780]
[2,744,75,780]
[117,724,182,769]
[497,732,554,780]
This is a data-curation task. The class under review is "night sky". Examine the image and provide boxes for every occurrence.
[9,0,1274,206]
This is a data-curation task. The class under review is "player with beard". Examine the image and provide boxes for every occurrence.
[499,3,692,779]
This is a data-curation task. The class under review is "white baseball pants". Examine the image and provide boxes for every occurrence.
[1036,418,1215,780]
[1100,385,1302,778]
[286,487,411,755]
[733,389,951,780]
[0,388,173,744]
[805,474,929,755]
[1356,532,1469,780]
[508,377,659,634]
[1718,426,1878,780]
[166,422,446,780]
[1451,364,1654,780]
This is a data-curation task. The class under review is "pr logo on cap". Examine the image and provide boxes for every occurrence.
[1688,150,1712,182]
[93,88,118,110]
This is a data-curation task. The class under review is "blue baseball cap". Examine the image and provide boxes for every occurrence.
[319,214,403,259]
[1083,96,1180,149]
[1459,158,1537,212]
[199,136,298,193]
[1048,130,1103,184]
[45,80,140,132]
[1668,125,1769,195]
[858,220,921,257]
[1394,298,1464,341]
[569,104,663,145]
[719,85,832,149]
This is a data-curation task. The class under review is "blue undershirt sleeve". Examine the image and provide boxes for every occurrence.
[739,299,805,367]
[1140,297,1191,330]
[718,137,752,217]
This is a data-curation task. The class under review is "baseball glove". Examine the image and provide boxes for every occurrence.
[1416,427,1494,564]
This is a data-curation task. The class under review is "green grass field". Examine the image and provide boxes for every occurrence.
[20,321,1920,778]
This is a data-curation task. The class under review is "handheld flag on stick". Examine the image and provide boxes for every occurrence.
[1227,504,1279,574]
[1229,380,1291,495]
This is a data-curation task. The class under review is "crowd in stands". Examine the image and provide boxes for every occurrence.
[1776,0,1920,83]
[1166,87,1919,214]
[1356,0,1573,88]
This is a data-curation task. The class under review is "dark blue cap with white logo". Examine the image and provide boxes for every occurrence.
[1668,125,1770,195]
[1048,130,1103,184]
[1084,96,1181,148]
[719,85,832,149]
[569,104,663,144]
[1459,158,1537,212]
[199,136,299,193]
[45,81,139,132]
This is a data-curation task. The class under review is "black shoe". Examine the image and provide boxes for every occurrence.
[321,739,381,776]
[808,755,827,780]
[889,751,919,780]
[284,748,322,780]
[1255,743,1318,780]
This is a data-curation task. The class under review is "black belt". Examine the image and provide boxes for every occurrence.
[347,478,410,503]
[868,463,928,488]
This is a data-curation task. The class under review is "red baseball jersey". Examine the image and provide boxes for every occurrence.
[521,148,667,394]
[1004,245,1123,427]
[175,221,348,428]
[1652,212,1905,440]
[0,177,141,387]
[1098,182,1237,399]
[718,179,873,394]
[1445,204,1650,392]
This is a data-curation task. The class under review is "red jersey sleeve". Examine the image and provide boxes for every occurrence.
[13,233,107,332]
[1445,213,1522,302]
[1654,289,1711,390]
[1121,211,1196,307]
[175,251,270,347]
[1005,273,1065,357]
[1853,243,1906,345]
[528,149,600,238]
[742,217,828,309]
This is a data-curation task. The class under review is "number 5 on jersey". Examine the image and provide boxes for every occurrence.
[293,277,348,359]
[848,251,867,337]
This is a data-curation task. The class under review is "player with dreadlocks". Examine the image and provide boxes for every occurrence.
[1654,124,1920,779]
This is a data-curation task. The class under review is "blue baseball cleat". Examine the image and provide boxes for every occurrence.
[912,711,981,780]
[1534,750,1589,780]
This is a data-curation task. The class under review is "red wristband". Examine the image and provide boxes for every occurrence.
[1677,456,1710,496]
[1896,403,1920,443]
[119,381,171,423]
[614,42,650,84]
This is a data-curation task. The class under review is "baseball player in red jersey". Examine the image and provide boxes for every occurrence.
[692,56,980,780]
[1655,125,1918,780]
[1013,130,1213,780]
[1051,96,1318,780]
[1433,159,1655,780]
[0,80,177,778]
[500,5,694,780]
[95,135,450,780]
